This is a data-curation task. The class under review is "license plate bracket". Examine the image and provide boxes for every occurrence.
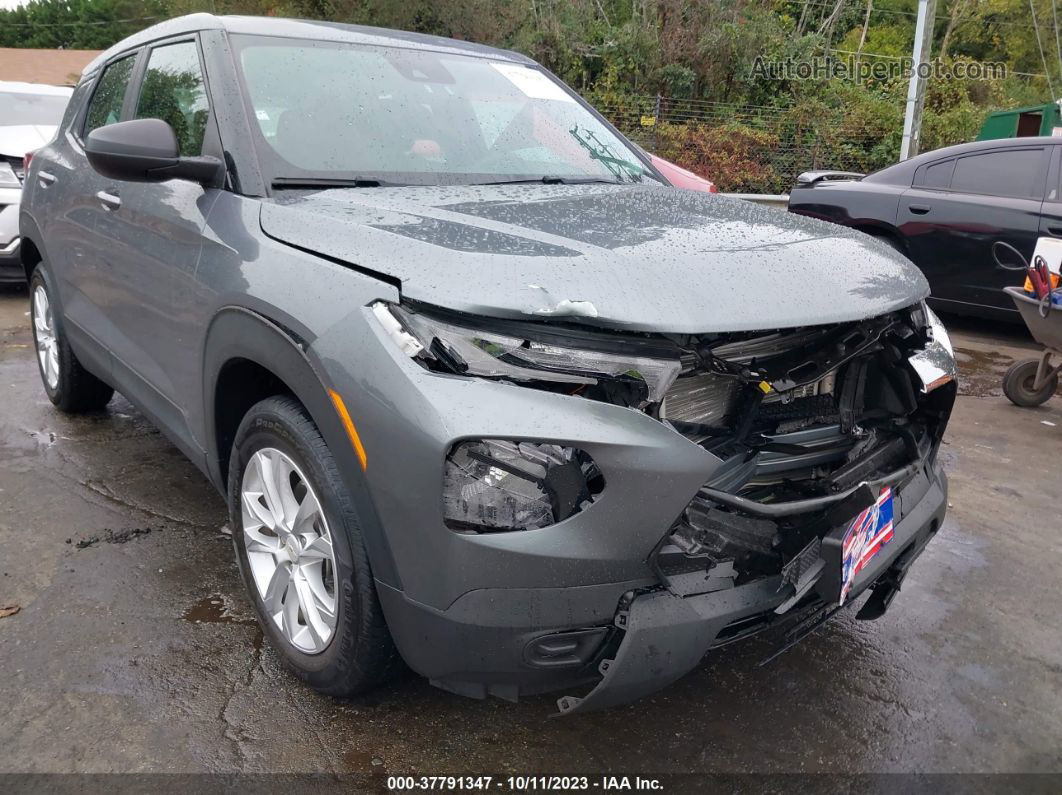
[816,487,895,606]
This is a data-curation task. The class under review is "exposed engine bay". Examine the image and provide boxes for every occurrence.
[652,303,956,605]
[382,301,955,575]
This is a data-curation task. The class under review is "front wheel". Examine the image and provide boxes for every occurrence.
[1003,358,1057,407]
[228,395,400,695]
[29,266,114,413]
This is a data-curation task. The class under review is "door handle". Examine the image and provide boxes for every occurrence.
[1047,225,1062,237]
[95,190,121,211]
[38,170,56,187]
[907,204,931,215]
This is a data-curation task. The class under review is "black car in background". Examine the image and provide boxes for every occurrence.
[788,137,1062,321]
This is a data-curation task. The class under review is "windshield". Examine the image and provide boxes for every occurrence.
[0,91,69,127]
[231,35,654,187]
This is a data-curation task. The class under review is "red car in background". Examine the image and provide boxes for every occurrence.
[648,153,717,193]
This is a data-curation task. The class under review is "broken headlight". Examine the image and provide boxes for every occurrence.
[372,302,681,408]
[909,302,956,393]
[443,440,603,532]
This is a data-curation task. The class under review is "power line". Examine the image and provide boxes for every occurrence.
[1030,0,1057,95]
[0,15,161,27]
[1052,0,1062,81]
[789,0,1043,29]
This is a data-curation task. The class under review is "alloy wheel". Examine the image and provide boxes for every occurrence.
[32,284,59,390]
[241,447,338,654]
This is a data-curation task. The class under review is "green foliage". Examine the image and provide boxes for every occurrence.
[656,121,783,192]
[0,0,167,49]
[3,0,1058,189]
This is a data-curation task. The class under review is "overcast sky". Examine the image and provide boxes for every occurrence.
[0,0,23,9]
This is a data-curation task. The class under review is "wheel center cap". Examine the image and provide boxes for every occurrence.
[284,537,301,562]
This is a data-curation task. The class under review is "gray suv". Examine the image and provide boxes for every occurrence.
[20,14,957,713]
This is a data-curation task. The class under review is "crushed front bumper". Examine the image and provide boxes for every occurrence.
[314,299,953,711]
[556,459,947,714]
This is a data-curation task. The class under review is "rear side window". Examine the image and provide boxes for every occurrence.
[921,159,954,189]
[134,41,211,157]
[83,54,136,137]
[950,148,1046,198]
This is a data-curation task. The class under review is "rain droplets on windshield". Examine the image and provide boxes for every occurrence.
[232,35,651,187]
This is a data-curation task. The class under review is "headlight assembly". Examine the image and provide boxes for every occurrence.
[909,301,957,393]
[372,301,681,408]
[923,302,953,356]
[443,440,603,532]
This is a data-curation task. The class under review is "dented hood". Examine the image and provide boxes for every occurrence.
[259,183,929,333]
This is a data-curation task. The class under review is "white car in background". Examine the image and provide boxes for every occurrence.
[0,81,73,283]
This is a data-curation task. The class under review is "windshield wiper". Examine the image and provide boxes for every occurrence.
[271,177,401,189]
[476,176,622,186]
[567,126,651,184]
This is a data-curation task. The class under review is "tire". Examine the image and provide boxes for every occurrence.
[227,395,400,696]
[29,266,114,413]
[1003,358,1058,407]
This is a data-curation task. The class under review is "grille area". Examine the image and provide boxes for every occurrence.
[652,308,956,598]
[660,351,837,435]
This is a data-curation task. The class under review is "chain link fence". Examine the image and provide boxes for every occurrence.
[593,94,904,193]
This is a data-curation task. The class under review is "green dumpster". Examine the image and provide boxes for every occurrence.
[976,102,1062,140]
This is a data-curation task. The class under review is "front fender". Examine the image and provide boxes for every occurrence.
[202,305,401,587]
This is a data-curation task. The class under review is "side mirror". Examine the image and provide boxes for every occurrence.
[85,118,222,186]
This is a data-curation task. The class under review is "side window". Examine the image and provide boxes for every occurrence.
[134,41,210,157]
[920,159,954,189]
[83,54,136,138]
[950,148,1045,199]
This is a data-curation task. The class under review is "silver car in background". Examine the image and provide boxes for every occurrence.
[0,81,72,282]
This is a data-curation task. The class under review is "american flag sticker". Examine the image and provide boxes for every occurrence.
[839,487,895,606]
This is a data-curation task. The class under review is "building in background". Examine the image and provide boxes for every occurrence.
[0,47,100,86]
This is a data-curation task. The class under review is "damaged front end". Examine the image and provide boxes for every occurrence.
[656,303,954,602]
[556,302,955,713]
[372,298,955,713]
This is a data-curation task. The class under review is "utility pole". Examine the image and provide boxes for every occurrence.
[899,0,938,160]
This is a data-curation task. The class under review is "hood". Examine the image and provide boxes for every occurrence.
[0,125,56,158]
[260,183,929,334]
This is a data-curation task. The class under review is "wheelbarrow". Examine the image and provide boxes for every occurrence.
[1002,286,1062,407]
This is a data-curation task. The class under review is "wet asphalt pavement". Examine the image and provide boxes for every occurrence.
[1,283,1060,776]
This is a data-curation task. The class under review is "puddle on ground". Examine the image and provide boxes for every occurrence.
[954,347,1012,398]
[342,748,382,771]
[955,345,1062,399]
[182,594,256,626]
